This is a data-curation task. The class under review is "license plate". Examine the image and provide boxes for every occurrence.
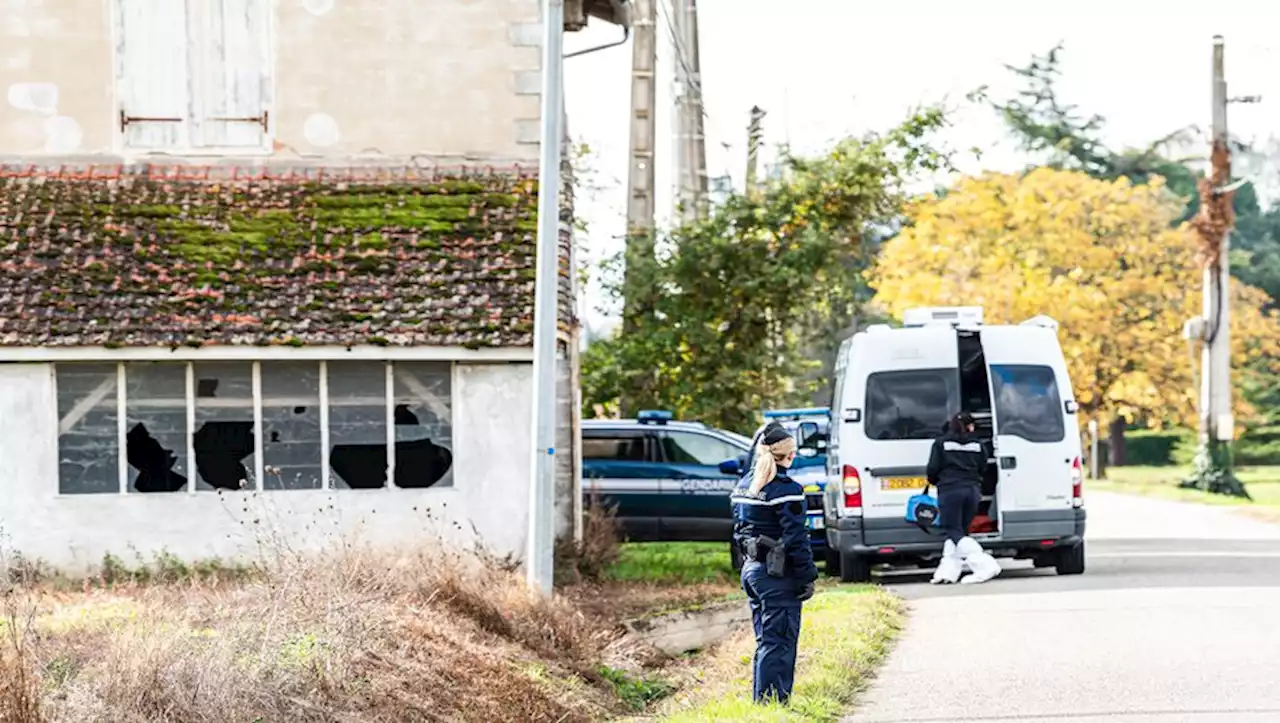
[881,476,927,491]
[806,515,824,530]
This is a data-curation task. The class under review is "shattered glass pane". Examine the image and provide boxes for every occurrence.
[125,362,189,493]
[327,361,388,489]
[261,361,323,490]
[56,363,120,495]
[392,361,453,488]
[192,362,256,491]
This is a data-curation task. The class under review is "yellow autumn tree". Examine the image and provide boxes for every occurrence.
[869,167,1280,436]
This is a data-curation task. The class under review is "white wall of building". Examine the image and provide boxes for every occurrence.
[0,360,533,573]
[0,0,543,162]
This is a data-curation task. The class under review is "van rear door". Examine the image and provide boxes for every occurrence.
[979,325,1081,516]
[848,327,959,519]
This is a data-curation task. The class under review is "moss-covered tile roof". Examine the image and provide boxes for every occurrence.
[0,165,575,349]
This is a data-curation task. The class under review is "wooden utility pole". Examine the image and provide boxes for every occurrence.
[672,0,707,222]
[623,0,656,337]
[745,106,766,197]
[1185,35,1257,497]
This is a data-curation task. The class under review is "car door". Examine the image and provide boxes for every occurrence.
[980,325,1081,524]
[654,429,745,541]
[580,428,662,541]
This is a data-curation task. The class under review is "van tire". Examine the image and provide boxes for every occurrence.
[824,547,841,577]
[1054,541,1086,576]
[839,553,872,583]
[730,543,744,573]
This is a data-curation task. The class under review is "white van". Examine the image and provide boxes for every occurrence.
[823,306,1086,583]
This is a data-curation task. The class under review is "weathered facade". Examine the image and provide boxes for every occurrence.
[1,0,548,161]
[0,0,583,571]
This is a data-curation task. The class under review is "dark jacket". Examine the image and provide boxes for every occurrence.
[731,468,818,585]
[926,430,988,489]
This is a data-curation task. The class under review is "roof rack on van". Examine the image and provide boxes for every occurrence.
[1020,315,1059,330]
[902,306,984,328]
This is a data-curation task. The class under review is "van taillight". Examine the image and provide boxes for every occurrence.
[842,465,862,510]
[1071,457,1083,508]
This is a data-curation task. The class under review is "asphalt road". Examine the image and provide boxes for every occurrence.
[844,492,1280,723]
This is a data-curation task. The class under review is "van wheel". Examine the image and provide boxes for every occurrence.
[730,543,744,573]
[1054,541,1086,576]
[839,553,872,584]
[824,547,841,577]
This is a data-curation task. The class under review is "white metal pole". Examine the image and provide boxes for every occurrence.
[526,0,564,597]
[1088,419,1099,480]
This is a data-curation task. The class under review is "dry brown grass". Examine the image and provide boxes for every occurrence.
[556,489,624,586]
[0,545,639,723]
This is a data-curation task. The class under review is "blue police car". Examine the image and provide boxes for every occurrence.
[581,411,752,542]
[581,410,827,561]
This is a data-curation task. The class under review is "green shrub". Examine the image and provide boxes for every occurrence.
[1124,430,1189,467]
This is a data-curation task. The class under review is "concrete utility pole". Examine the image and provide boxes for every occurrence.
[622,0,656,339]
[671,0,707,222]
[745,105,766,197]
[526,0,566,597]
[1184,35,1258,498]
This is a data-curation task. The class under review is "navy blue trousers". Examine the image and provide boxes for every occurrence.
[741,561,802,704]
[938,483,980,544]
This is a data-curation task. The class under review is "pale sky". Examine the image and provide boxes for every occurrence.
[563,0,1280,334]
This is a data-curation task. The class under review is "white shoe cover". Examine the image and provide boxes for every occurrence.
[931,540,962,584]
[956,536,1001,584]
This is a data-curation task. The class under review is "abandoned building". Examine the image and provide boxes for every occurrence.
[0,0,606,572]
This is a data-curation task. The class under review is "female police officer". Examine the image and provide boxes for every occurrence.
[730,424,817,705]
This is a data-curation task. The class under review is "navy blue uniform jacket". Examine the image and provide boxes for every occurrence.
[926,430,988,489]
[731,470,818,584]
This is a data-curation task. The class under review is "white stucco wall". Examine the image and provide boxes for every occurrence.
[0,361,533,573]
[0,0,543,161]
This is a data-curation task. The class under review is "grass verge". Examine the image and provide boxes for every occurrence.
[648,585,904,723]
[1096,465,1280,522]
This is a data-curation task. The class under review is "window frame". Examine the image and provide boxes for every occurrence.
[111,0,276,156]
[52,360,456,496]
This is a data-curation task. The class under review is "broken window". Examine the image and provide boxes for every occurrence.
[192,362,256,491]
[327,361,388,489]
[391,362,454,488]
[261,361,323,490]
[56,363,120,495]
[125,362,189,493]
[53,358,459,495]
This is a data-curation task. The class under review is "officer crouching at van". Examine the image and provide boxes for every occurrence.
[927,411,1002,584]
[731,425,818,705]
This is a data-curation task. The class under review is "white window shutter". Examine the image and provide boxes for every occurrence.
[116,0,192,150]
[196,0,271,149]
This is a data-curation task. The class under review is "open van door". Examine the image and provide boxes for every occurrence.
[979,324,1083,524]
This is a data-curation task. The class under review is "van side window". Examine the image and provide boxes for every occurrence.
[865,370,958,440]
[990,365,1065,443]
